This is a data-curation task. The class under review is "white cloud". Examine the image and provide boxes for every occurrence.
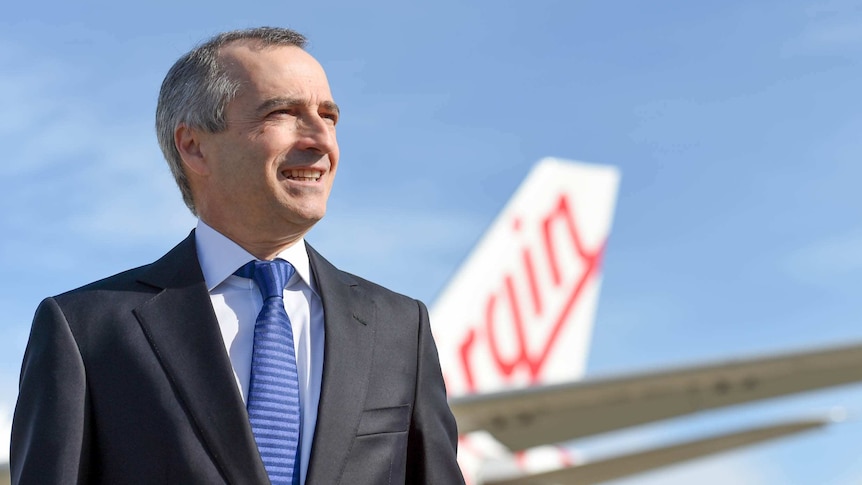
[0,38,195,275]
[0,38,195,428]
[0,43,94,177]
[787,20,862,53]
[804,0,862,16]
[783,0,862,56]
[314,207,481,259]
[309,207,485,299]
[781,232,862,286]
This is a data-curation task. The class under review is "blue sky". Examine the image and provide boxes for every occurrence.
[3,0,862,482]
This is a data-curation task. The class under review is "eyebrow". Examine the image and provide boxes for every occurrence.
[320,100,340,116]
[255,97,341,117]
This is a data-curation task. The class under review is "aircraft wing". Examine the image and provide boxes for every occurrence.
[450,341,862,451]
[484,418,830,485]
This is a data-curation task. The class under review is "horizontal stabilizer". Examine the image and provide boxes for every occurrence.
[451,341,862,450]
[485,417,829,485]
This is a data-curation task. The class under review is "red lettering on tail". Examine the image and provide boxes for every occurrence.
[458,194,605,392]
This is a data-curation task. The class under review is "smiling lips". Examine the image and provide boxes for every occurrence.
[284,168,322,182]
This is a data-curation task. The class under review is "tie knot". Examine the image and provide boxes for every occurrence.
[235,259,296,299]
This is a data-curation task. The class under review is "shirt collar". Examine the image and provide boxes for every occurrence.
[195,219,317,294]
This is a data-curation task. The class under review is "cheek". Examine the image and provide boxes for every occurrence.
[255,123,298,147]
[328,148,340,174]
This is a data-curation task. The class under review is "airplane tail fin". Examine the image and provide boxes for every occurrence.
[430,158,620,398]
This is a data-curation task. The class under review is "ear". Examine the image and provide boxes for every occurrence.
[175,124,210,176]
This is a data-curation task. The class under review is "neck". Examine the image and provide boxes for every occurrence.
[238,239,303,261]
[200,217,306,261]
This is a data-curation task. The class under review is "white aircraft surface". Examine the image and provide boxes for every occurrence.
[432,158,862,484]
[2,159,861,485]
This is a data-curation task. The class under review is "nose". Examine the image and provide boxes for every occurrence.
[296,113,337,155]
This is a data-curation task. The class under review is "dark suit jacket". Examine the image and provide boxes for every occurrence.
[11,232,463,484]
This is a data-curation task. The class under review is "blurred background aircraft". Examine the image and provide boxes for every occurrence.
[3,1,862,483]
[431,158,862,483]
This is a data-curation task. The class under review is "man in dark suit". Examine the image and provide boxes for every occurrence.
[11,27,463,484]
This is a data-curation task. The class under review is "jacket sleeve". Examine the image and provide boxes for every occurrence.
[11,297,91,485]
[406,300,465,484]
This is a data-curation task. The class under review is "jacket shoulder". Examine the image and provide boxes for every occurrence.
[57,263,155,297]
[53,231,198,304]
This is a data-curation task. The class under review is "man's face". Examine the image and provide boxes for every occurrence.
[192,42,340,245]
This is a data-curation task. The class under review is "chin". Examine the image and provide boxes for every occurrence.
[281,204,327,227]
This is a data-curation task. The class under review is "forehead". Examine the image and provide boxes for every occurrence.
[219,41,333,99]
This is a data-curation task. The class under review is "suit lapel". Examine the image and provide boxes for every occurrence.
[133,232,268,485]
[305,244,376,485]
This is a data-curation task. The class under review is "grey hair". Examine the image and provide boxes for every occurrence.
[155,27,308,214]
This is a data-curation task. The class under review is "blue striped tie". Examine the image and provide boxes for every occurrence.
[235,259,301,485]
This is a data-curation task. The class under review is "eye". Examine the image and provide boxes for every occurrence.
[269,108,297,118]
[321,111,339,125]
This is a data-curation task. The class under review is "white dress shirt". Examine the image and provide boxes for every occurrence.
[195,220,324,484]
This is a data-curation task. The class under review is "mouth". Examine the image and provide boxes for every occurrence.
[282,168,323,182]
